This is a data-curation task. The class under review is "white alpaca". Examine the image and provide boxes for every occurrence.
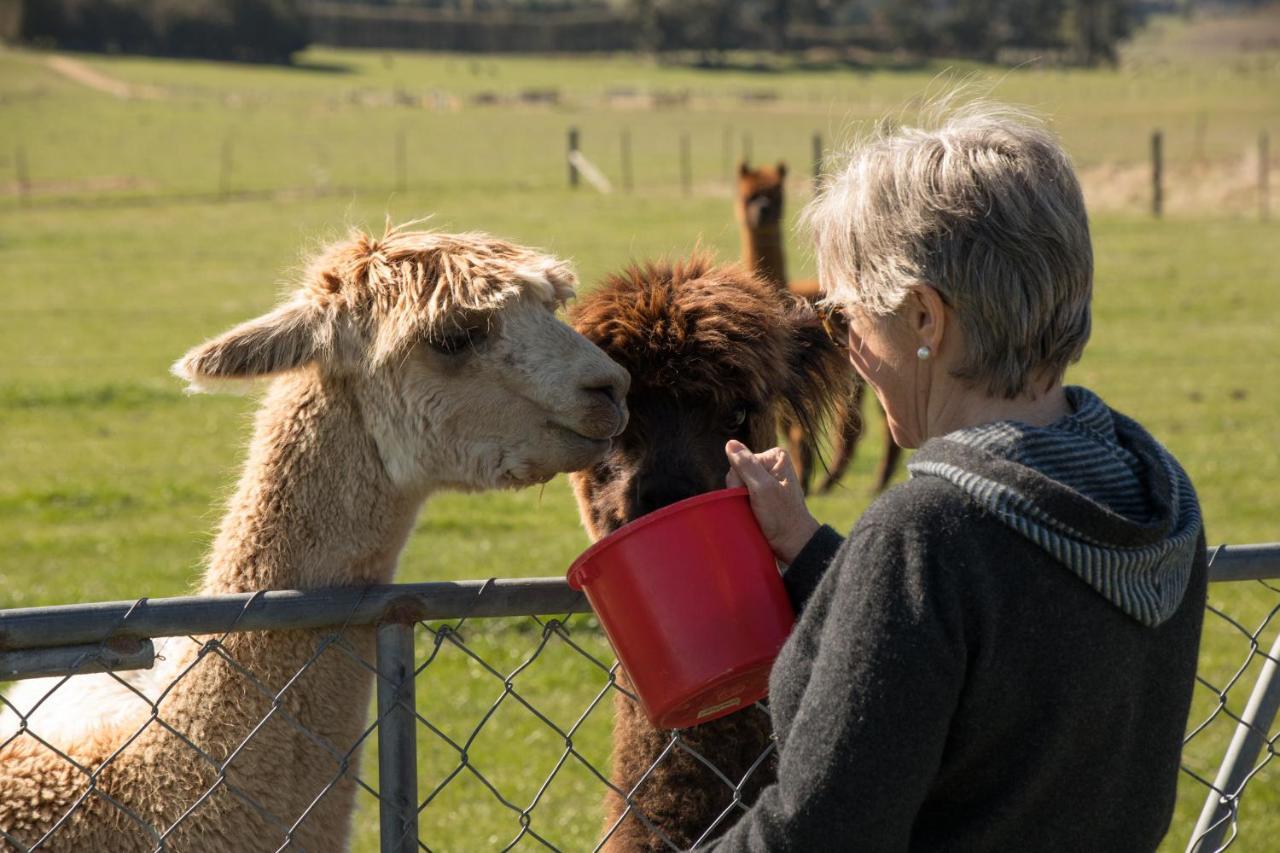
[0,226,629,852]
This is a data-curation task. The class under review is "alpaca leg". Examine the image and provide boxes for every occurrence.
[785,420,815,495]
[602,676,776,852]
[817,381,866,494]
[872,406,902,493]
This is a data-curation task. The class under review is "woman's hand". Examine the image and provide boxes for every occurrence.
[725,440,821,564]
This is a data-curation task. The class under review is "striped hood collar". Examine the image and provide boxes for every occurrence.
[908,387,1202,627]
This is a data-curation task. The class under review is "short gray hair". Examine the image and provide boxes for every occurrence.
[804,100,1093,399]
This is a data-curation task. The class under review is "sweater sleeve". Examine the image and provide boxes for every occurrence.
[780,524,845,612]
[703,520,969,852]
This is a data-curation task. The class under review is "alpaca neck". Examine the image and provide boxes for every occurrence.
[202,370,421,595]
[741,222,787,290]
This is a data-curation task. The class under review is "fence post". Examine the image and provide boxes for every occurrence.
[1151,130,1163,218]
[812,132,823,186]
[679,132,691,197]
[621,128,633,194]
[568,127,580,189]
[1260,131,1270,222]
[1187,628,1280,852]
[377,621,418,853]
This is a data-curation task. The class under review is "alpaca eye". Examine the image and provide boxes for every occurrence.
[429,325,488,355]
[728,407,749,431]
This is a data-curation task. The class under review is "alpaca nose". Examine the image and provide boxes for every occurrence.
[634,478,703,519]
[576,364,629,437]
[580,362,630,410]
[583,382,624,409]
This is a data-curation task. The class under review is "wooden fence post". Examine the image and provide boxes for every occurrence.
[621,128,633,194]
[680,132,692,197]
[1151,130,1163,218]
[568,127,580,189]
[812,132,823,186]
[1260,131,1270,222]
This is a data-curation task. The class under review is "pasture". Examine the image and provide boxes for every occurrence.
[1,18,1278,850]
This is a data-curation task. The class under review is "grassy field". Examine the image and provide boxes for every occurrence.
[1,14,1278,851]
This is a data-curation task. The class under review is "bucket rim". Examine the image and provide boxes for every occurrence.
[566,487,751,590]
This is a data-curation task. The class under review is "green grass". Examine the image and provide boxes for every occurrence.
[0,33,1277,851]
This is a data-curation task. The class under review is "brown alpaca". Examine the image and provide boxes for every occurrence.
[568,257,847,851]
[736,161,901,493]
[0,226,629,852]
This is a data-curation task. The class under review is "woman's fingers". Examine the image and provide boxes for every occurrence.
[726,467,745,488]
[724,440,820,563]
[756,447,793,482]
[726,440,778,494]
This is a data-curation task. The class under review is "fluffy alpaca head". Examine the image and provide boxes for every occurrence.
[736,161,788,230]
[568,255,848,539]
[174,224,630,492]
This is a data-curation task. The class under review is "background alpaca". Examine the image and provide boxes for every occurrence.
[0,227,629,852]
[568,256,847,851]
[737,161,901,493]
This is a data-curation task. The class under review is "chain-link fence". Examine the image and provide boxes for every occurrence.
[1,545,1277,852]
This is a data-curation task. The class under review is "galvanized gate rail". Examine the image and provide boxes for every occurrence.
[1,545,1278,852]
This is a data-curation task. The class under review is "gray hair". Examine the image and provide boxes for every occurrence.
[804,100,1093,399]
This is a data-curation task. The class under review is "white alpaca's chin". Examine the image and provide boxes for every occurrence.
[496,435,611,490]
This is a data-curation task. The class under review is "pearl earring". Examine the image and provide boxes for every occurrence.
[917,345,932,360]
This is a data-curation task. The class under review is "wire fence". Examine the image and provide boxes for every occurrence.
[0,545,1277,852]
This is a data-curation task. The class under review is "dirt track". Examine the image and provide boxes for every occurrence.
[44,55,165,100]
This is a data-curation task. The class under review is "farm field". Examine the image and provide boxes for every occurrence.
[1,17,1279,851]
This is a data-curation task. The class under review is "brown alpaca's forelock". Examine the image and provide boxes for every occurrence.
[572,257,793,407]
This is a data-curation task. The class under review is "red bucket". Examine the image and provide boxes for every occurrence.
[567,487,795,730]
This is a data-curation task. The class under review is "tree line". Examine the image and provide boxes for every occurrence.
[18,0,308,63]
[15,0,1146,65]
[632,0,1142,65]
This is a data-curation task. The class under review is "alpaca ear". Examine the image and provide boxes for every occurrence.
[173,300,326,393]
[739,160,751,177]
[776,161,788,179]
[516,258,579,304]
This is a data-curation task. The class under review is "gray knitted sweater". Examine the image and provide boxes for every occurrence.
[704,389,1207,852]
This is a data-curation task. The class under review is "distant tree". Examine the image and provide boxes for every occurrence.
[1002,0,1067,47]
[1065,0,1133,65]
[20,0,308,62]
[944,0,1001,58]
[883,0,945,53]
[629,0,741,55]
[765,0,792,52]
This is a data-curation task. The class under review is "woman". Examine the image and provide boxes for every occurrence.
[709,103,1208,851]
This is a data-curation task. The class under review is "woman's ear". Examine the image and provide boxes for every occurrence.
[909,285,948,355]
[172,299,328,393]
